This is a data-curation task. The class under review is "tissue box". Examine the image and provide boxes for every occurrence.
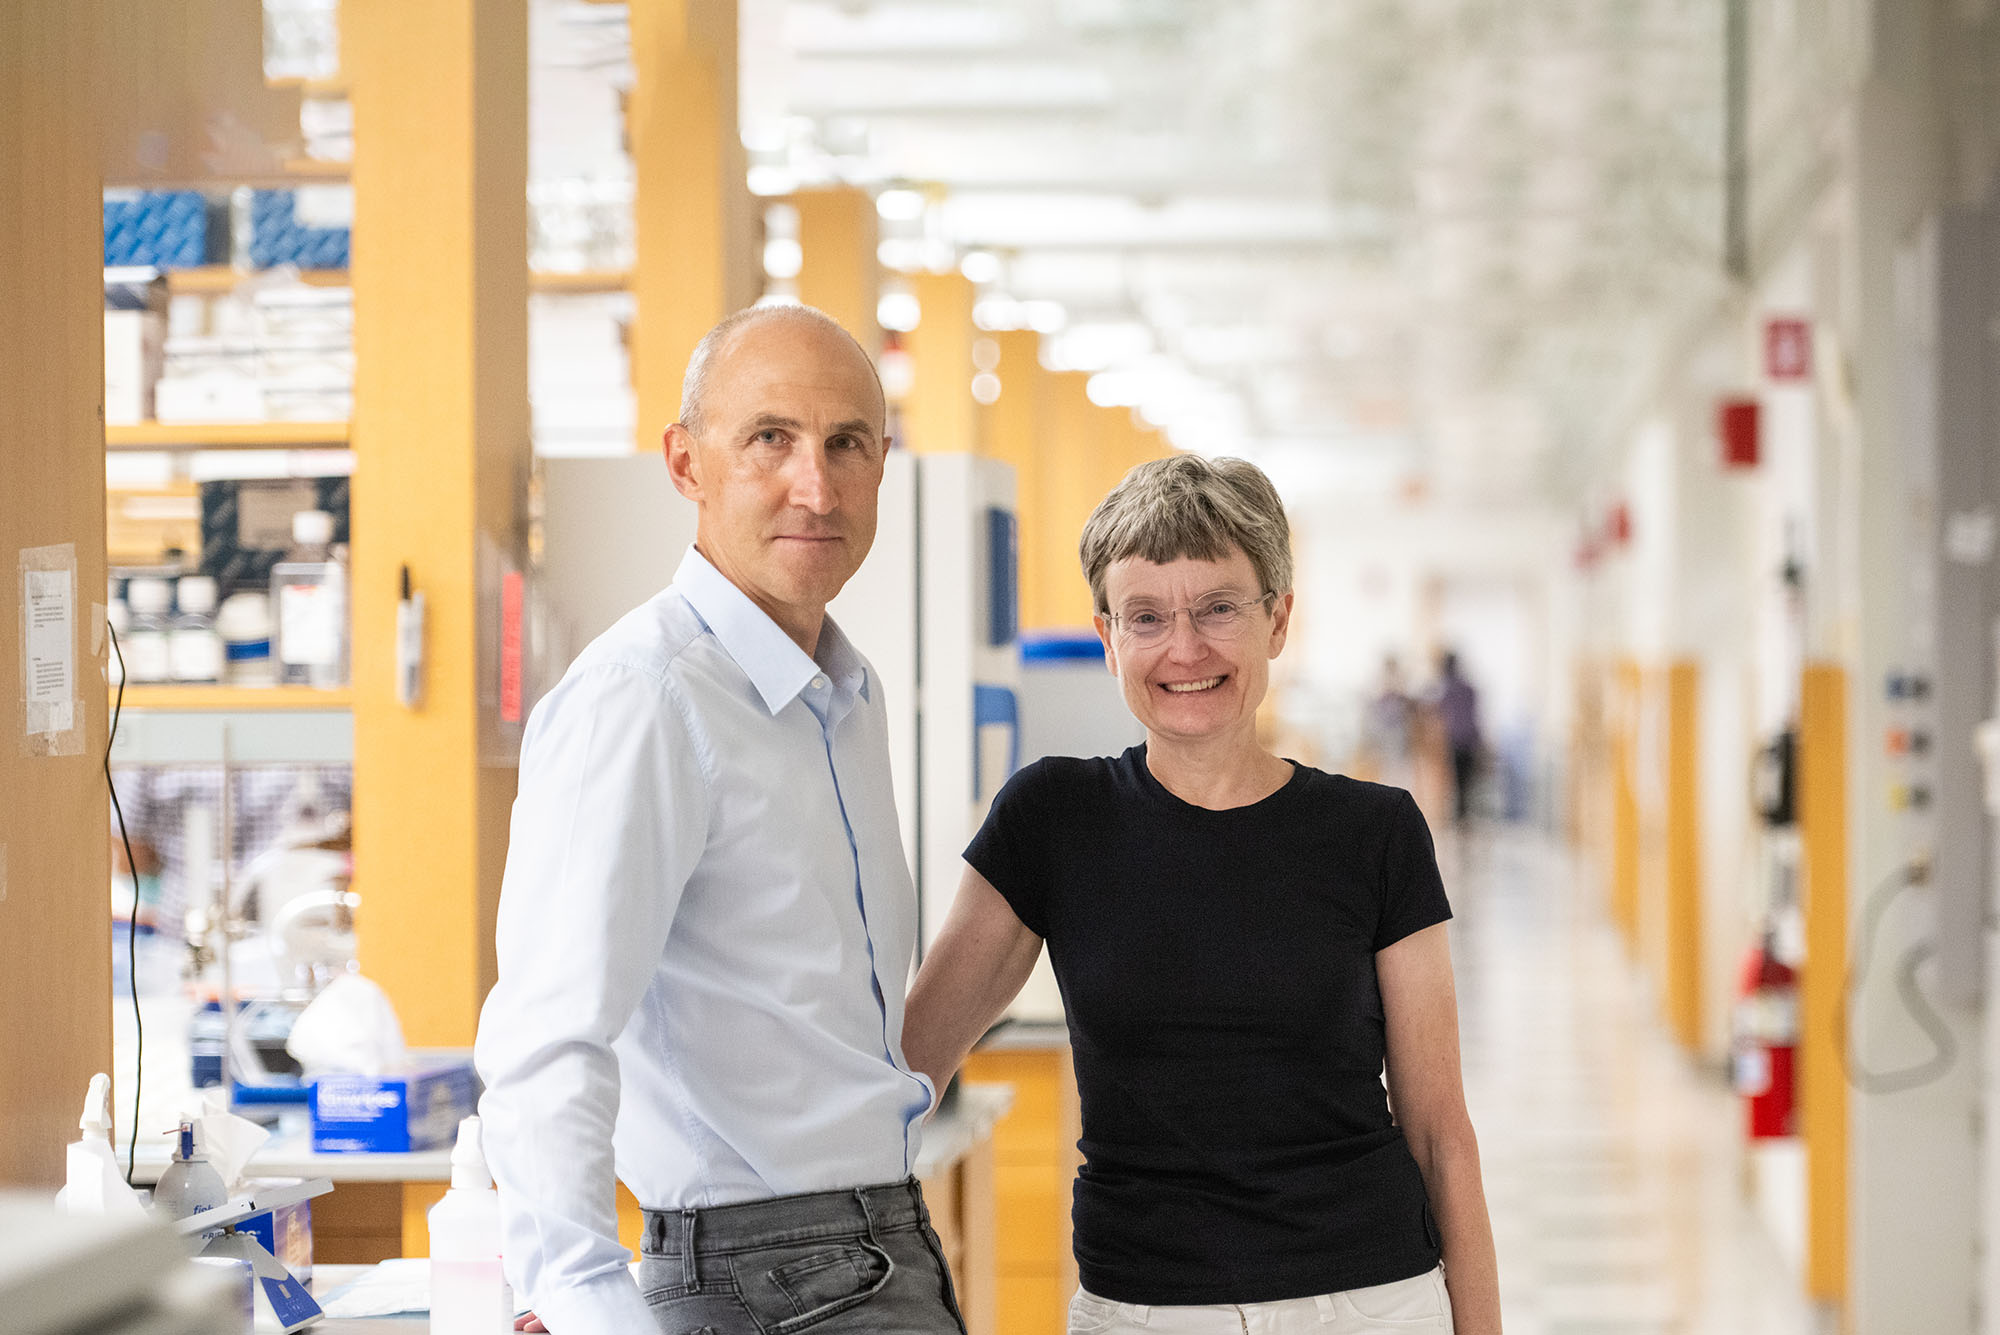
[239,1184,313,1285]
[308,1053,477,1153]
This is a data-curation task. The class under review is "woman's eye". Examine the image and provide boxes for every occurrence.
[1131,611,1162,626]
[1206,601,1238,617]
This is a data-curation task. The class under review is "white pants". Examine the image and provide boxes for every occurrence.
[1067,1266,1452,1335]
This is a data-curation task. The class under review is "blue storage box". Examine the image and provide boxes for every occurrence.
[103,190,225,269]
[247,189,351,270]
[307,1054,478,1153]
[240,1189,314,1285]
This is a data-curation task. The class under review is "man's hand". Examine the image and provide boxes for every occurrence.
[514,1313,547,1332]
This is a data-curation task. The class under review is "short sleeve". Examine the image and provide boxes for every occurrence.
[1373,789,1452,951]
[963,762,1054,939]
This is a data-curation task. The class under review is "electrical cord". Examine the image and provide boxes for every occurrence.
[1837,860,1958,1095]
[104,619,144,1183]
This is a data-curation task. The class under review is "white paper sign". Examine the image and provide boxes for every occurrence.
[25,566,75,735]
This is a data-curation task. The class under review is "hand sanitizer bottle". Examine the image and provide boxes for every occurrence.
[428,1115,512,1334]
[153,1118,227,1220]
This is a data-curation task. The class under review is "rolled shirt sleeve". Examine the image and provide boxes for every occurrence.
[474,661,712,1331]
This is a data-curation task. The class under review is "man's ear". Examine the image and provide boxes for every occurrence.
[664,423,703,502]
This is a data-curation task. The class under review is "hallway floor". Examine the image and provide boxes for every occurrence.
[1445,826,1829,1335]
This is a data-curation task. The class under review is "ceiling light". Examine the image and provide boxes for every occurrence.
[876,188,926,221]
[960,250,1002,284]
[878,291,921,332]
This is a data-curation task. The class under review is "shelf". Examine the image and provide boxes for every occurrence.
[135,268,628,295]
[163,266,351,294]
[106,421,350,450]
[114,685,353,711]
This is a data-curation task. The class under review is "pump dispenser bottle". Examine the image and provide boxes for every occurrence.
[153,1118,228,1219]
[428,1115,512,1333]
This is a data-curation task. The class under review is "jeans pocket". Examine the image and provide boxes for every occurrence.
[1342,1267,1448,1327]
[1066,1287,1125,1335]
[737,1235,894,1334]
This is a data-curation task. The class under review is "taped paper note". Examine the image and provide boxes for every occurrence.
[20,544,84,756]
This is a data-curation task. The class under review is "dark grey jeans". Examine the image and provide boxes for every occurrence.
[637,1177,967,1335]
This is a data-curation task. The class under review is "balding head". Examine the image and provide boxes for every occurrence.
[679,303,884,441]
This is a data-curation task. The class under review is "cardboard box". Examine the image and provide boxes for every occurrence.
[308,1053,478,1153]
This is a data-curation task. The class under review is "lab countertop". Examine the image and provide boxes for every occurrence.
[299,1083,1013,1329]
[129,1082,1014,1186]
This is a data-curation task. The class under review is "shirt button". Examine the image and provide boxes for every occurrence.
[812,675,828,690]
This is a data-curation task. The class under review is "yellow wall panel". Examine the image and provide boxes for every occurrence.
[347,0,530,1045]
[792,186,880,355]
[1664,660,1703,1051]
[0,0,111,1188]
[1800,662,1848,1303]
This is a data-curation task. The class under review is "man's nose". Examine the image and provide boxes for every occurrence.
[787,444,835,514]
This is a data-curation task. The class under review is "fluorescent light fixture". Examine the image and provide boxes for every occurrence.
[763,237,804,279]
[876,188,926,221]
[959,250,1002,284]
[878,290,922,332]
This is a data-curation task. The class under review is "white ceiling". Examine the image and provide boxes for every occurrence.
[529,0,1857,514]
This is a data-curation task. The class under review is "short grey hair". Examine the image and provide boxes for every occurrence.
[1078,455,1294,613]
[678,303,883,439]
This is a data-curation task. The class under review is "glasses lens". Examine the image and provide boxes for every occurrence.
[1191,601,1247,637]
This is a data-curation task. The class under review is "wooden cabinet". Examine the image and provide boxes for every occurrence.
[963,1039,1082,1335]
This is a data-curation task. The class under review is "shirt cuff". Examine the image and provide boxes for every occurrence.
[529,1266,654,1335]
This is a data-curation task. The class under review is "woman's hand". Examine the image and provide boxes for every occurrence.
[903,866,1044,1092]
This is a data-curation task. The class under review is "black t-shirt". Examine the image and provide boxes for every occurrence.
[964,745,1452,1306]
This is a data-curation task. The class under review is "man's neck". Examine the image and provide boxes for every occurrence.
[693,541,824,657]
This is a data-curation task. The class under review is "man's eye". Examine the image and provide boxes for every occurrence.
[829,434,859,451]
[755,428,783,444]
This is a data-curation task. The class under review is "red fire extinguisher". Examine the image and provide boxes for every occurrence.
[1732,929,1798,1139]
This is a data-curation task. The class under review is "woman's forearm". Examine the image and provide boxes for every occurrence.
[1410,1123,1502,1335]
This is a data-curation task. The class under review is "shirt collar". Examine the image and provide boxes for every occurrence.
[673,547,869,714]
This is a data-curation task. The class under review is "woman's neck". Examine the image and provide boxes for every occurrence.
[1143,730,1293,810]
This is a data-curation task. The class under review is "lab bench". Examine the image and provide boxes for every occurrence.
[138,1083,1012,1335]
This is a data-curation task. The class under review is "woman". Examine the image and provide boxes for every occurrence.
[903,455,1500,1334]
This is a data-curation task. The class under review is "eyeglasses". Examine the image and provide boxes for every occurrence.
[1103,592,1276,645]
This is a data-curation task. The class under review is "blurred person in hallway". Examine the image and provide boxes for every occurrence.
[904,455,1500,1335]
[1432,649,1483,827]
[1359,654,1417,792]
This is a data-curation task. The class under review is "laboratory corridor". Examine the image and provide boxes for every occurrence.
[1449,826,1822,1335]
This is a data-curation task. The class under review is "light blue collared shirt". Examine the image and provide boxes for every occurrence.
[475,548,933,1333]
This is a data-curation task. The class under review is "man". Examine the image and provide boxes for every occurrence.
[475,305,962,1334]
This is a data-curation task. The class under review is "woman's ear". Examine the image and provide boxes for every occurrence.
[1267,591,1295,659]
[1094,613,1118,677]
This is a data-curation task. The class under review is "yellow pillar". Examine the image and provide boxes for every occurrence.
[981,329,1048,628]
[1610,660,1642,951]
[629,0,758,446]
[0,0,110,1186]
[793,186,880,355]
[347,0,530,1046]
[1664,660,1703,1051]
[1800,662,1848,1303]
[904,270,978,454]
[1038,371,1101,628]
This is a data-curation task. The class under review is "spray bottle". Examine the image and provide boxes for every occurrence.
[57,1073,145,1216]
[428,1115,512,1333]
